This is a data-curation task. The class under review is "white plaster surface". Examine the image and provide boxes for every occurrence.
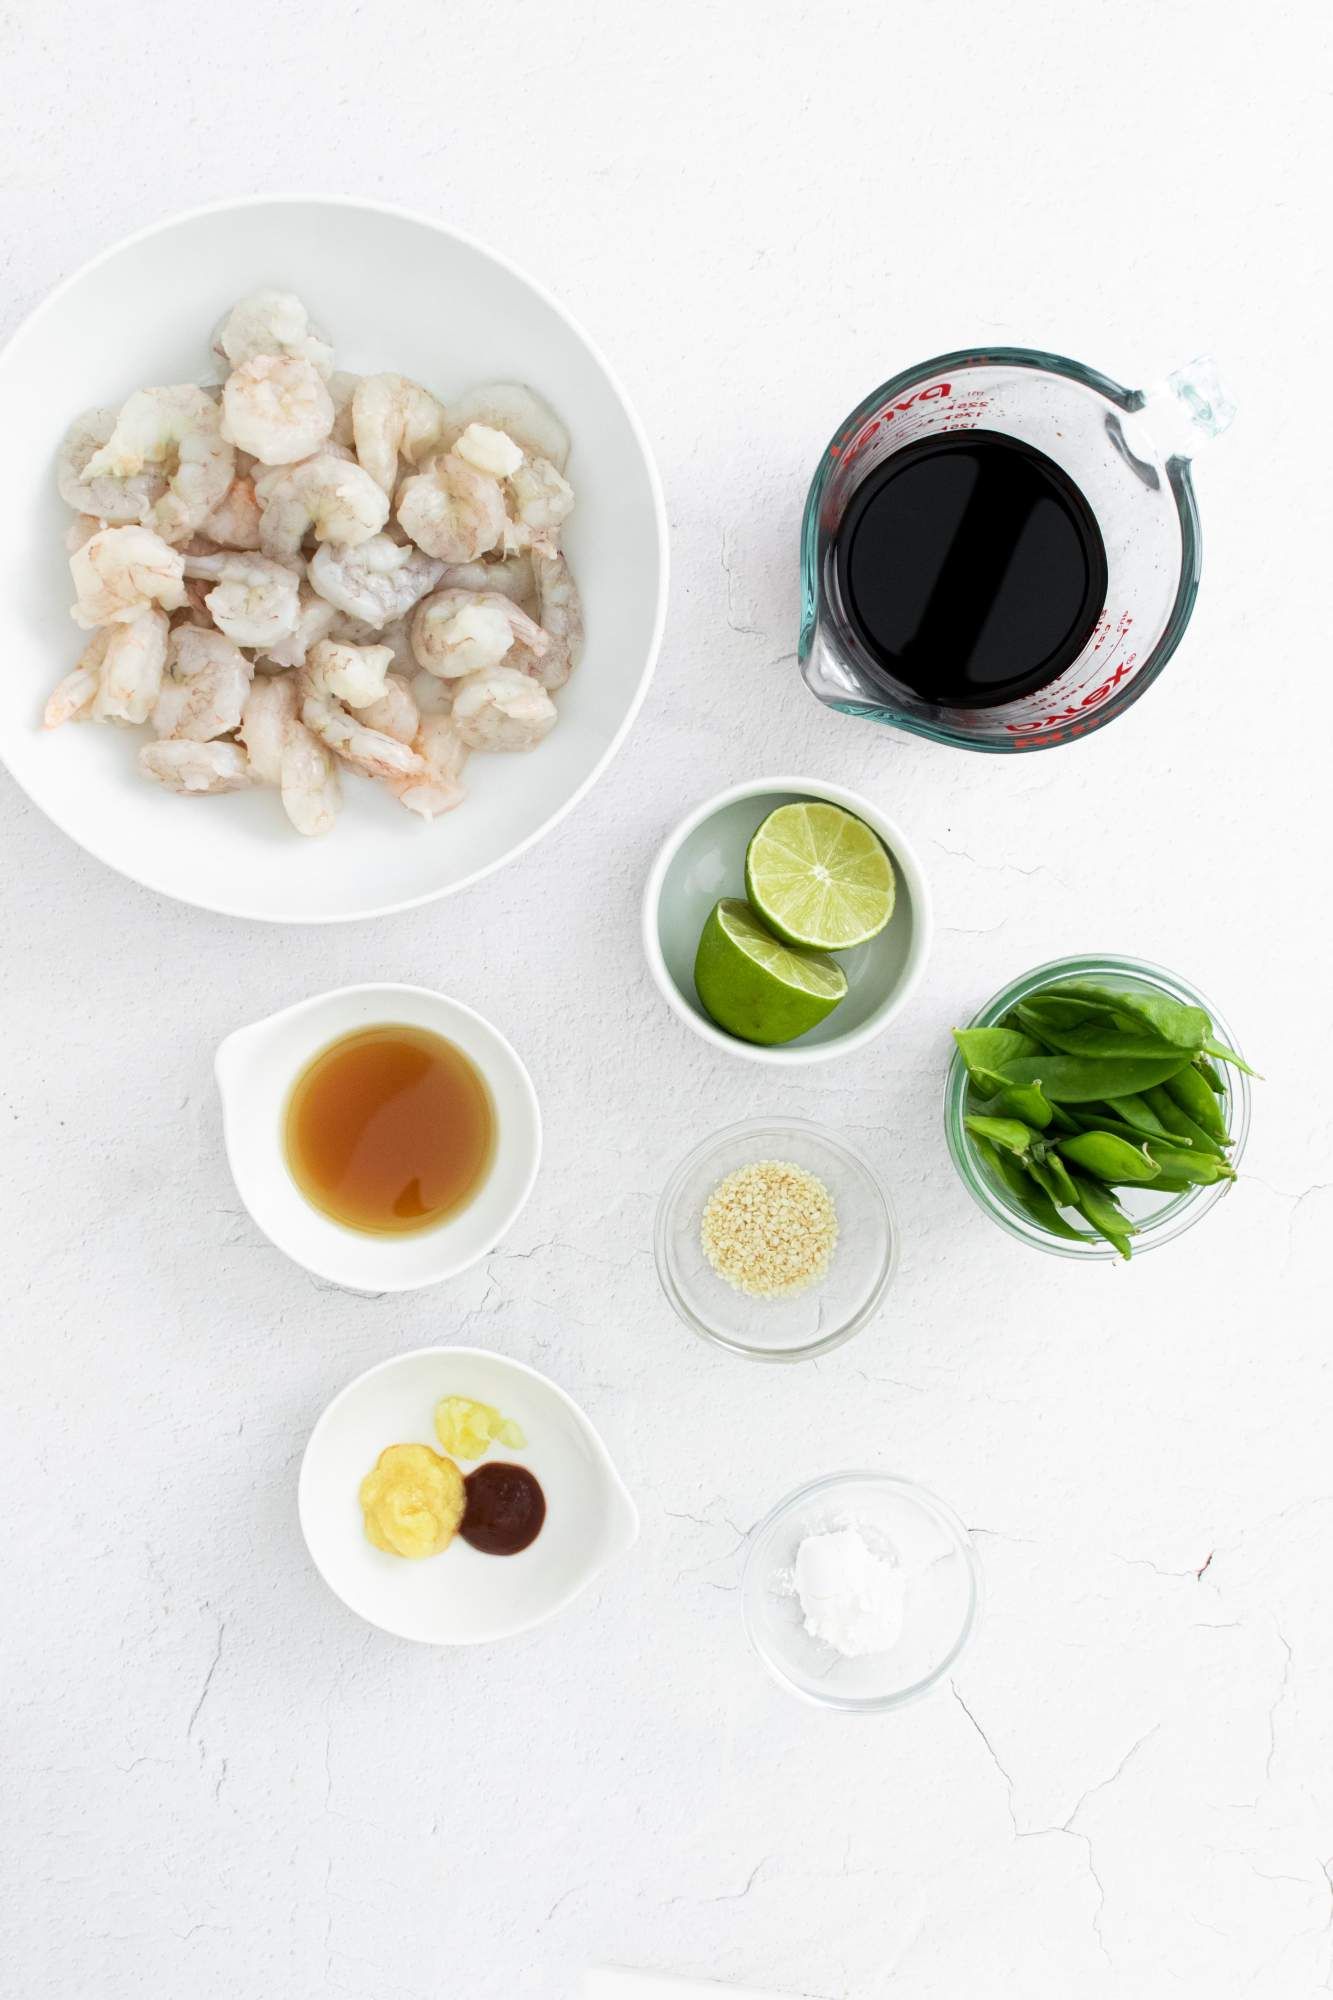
[1,4,1330,1996]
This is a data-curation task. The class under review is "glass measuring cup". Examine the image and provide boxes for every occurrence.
[799,347,1234,752]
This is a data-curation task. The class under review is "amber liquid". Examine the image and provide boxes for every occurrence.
[284,1025,495,1236]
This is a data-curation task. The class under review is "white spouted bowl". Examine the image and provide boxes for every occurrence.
[300,1346,639,1645]
[215,982,541,1293]
[0,195,667,921]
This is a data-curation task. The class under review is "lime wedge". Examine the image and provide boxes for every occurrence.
[694,898,847,1046]
[745,801,895,950]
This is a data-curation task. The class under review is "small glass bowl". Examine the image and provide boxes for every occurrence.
[653,1118,897,1360]
[944,952,1251,1260]
[742,1472,981,1711]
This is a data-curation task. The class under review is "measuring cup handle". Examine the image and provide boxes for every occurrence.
[1139,354,1237,460]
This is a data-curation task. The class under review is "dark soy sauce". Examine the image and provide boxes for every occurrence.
[833,429,1108,708]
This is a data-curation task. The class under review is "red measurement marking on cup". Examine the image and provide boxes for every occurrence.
[834,381,955,470]
[1004,614,1136,741]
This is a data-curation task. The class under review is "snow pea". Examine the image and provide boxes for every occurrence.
[1050,980,1210,1049]
[1196,1054,1226,1093]
[997,1050,1195,1101]
[1142,1145,1236,1187]
[1066,1107,1195,1150]
[964,1113,1038,1157]
[1201,1035,1260,1078]
[1142,1083,1224,1156]
[1058,1131,1162,1183]
[1027,1021,1202,1061]
[972,1136,1084,1241]
[1015,993,1114,1029]
[1066,1173,1136,1259]
[972,1081,1055,1130]
[1158,1061,1227,1140]
[1028,1150,1080,1209]
[952,1026,1039,1086]
[1101,1092,1182,1138]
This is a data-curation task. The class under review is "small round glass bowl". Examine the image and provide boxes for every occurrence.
[944,953,1251,1261]
[742,1472,981,1711]
[653,1118,896,1360]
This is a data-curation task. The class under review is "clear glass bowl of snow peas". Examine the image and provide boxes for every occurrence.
[943,955,1253,1261]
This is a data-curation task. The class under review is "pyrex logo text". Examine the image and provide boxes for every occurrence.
[883,383,951,418]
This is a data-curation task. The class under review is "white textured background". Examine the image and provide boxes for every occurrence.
[2,3,1331,1997]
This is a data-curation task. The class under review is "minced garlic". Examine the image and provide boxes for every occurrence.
[700,1159,838,1299]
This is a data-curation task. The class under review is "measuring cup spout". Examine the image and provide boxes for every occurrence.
[1136,354,1237,461]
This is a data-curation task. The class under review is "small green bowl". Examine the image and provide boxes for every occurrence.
[943,953,1251,1261]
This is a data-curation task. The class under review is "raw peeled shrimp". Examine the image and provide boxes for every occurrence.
[221,355,334,466]
[212,290,334,379]
[49,295,579,846]
[356,671,418,743]
[328,372,360,450]
[92,608,170,725]
[202,474,262,550]
[152,626,253,741]
[410,668,454,716]
[43,631,111,727]
[71,526,186,628]
[452,422,523,481]
[259,585,337,669]
[330,610,413,673]
[254,449,388,559]
[438,553,536,609]
[451,665,557,752]
[306,637,394,709]
[184,551,302,648]
[238,671,301,783]
[280,727,341,836]
[410,588,549,679]
[138,739,253,794]
[391,713,469,820]
[504,454,575,555]
[81,386,234,543]
[352,374,448,495]
[237,669,340,833]
[65,515,102,554]
[530,547,584,691]
[395,452,506,563]
[57,407,168,524]
[307,534,442,626]
[442,382,570,472]
[300,680,427,784]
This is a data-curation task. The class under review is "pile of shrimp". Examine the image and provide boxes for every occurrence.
[46,289,583,836]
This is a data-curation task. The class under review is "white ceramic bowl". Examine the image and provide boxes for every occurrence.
[0,195,667,921]
[300,1346,639,1645]
[215,982,540,1292]
[642,775,930,1064]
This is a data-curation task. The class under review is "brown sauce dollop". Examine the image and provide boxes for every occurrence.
[460,1462,546,1555]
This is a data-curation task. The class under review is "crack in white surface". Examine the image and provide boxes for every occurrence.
[928,837,1050,880]
[952,1684,1159,1967]
[950,1685,1018,1833]
[186,1620,226,1741]
[1263,1625,1295,1785]
[662,1856,770,1906]
[541,1883,589,1926]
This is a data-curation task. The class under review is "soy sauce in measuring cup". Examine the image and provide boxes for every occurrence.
[833,430,1108,709]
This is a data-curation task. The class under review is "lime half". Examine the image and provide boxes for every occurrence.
[745,801,895,950]
[694,899,847,1046]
